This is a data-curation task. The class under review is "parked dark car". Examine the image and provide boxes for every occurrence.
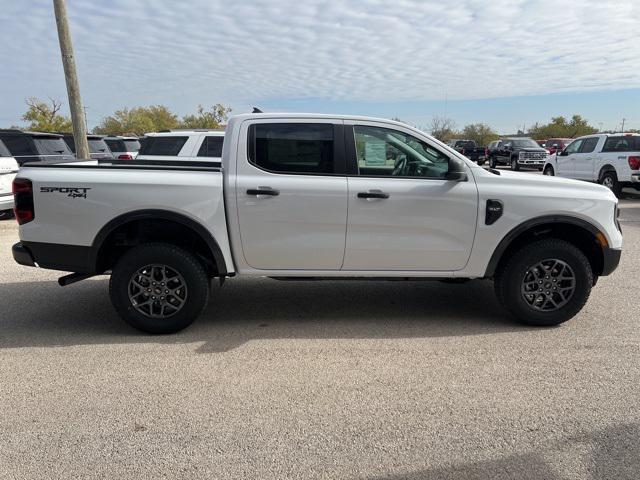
[62,134,114,160]
[447,139,487,165]
[488,137,548,171]
[0,129,75,165]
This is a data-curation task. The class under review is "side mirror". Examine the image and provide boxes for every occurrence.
[445,171,468,181]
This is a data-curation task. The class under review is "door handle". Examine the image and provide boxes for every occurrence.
[247,187,280,196]
[357,191,389,199]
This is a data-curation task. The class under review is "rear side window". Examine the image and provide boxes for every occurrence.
[248,124,334,174]
[580,137,599,153]
[0,139,11,157]
[603,136,640,152]
[32,137,72,156]
[197,136,224,157]
[138,136,187,156]
[2,135,35,156]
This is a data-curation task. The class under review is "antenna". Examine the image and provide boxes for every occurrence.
[252,107,263,114]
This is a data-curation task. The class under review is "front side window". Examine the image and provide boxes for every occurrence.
[138,136,187,156]
[354,125,450,178]
[564,139,583,155]
[249,123,334,174]
[579,137,599,153]
[197,136,224,157]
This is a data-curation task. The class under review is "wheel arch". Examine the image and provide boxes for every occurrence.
[90,209,228,276]
[598,165,617,181]
[485,215,607,279]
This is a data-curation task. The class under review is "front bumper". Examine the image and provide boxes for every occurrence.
[601,247,622,276]
[0,193,14,211]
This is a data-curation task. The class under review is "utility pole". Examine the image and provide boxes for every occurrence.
[53,0,90,159]
[621,118,626,133]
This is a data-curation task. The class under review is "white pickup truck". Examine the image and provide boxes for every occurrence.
[12,113,622,333]
[543,133,640,196]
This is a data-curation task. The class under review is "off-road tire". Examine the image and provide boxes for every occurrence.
[109,243,209,334]
[494,238,593,327]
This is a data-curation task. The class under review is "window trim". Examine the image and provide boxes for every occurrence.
[246,122,347,176]
[345,124,458,180]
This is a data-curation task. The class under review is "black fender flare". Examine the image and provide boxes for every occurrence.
[90,209,228,275]
[484,215,604,277]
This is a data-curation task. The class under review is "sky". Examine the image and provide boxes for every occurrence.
[1,0,639,134]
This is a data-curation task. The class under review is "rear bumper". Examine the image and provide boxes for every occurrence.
[601,247,622,276]
[12,242,36,267]
[12,241,93,272]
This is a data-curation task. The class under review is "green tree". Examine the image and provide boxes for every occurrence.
[93,105,180,135]
[181,104,232,129]
[429,115,458,143]
[528,115,598,140]
[461,123,499,146]
[22,97,72,132]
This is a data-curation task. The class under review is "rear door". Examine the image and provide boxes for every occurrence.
[235,120,348,270]
[342,122,478,271]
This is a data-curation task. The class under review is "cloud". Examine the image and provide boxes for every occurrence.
[1,0,639,124]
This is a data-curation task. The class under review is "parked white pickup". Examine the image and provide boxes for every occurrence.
[12,113,622,333]
[543,133,640,197]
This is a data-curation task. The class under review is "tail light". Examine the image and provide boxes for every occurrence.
[12,178,34,225]
[628,156,640,170]
[118,154,133,160]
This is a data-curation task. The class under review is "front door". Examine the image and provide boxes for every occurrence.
[556,139,583,178]
[342,123,478,271]
[236,121,348,270]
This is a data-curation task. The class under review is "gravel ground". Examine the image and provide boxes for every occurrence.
[0,199,638,480]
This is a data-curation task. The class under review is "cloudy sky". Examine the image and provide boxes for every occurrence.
[1,0,639,133]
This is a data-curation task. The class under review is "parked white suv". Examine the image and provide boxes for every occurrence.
[136,130,224,163]
[0,139,19,219]
[543,133,640,197]
[103,136,141,160]
[12,113,622,334]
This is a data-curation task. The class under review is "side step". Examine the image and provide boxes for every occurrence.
[58,273,94,286]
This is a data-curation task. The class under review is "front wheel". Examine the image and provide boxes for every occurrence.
[543,165,554,176]
[489,157,497,169]
[494,238,593,326]
[0,209,13,220]
[511,158,520,171]
[109,243,210,334]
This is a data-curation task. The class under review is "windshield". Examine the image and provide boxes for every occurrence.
[32,137,73,156]
[123,139,141,152]
[455,141,476,148]
[513,139,540,148]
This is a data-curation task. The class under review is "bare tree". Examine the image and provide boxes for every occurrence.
[429,116,458,143]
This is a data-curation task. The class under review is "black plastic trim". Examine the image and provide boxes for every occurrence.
[101,159,222,168]
[16,241,92,272]
[601,247,621,276]
[484,215,608,278]
[22,158,220,172]
[12,242,36,267]
[91,209,228,276]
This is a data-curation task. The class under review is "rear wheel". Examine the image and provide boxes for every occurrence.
[600,171,621,197]
[109,243,210,334]
[495,238,593,326]
[543,165,554,176]
[0,209,13,220]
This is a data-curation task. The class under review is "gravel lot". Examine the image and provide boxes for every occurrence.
[0,192,639,479]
